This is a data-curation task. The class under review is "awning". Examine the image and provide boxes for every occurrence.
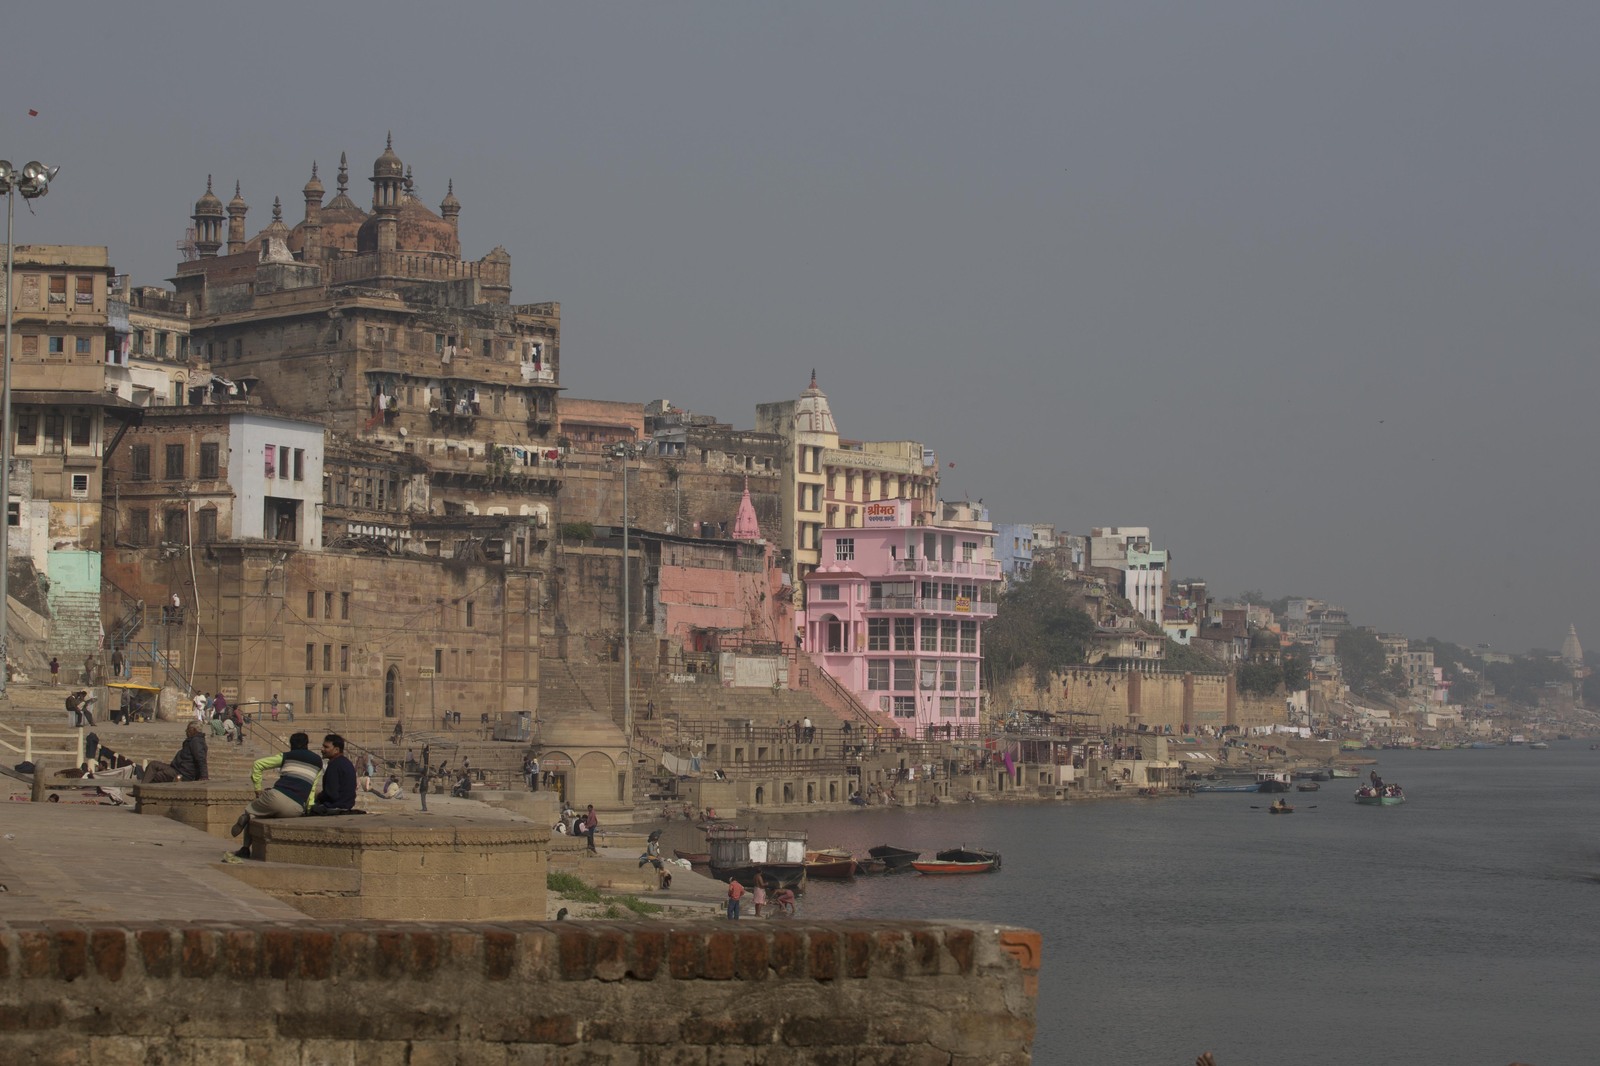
[106,681,162,693]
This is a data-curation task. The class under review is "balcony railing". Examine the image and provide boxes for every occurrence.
[892,557,1000,578]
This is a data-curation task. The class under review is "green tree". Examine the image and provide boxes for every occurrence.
[982,564,1097,688]
[1280,648,1310,692]
[1335,629,1388,698]
[1163,639,1221,674]
[1236,660,1282,696]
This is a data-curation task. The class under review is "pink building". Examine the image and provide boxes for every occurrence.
[802,500,999,735]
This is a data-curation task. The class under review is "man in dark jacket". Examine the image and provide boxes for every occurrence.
[143,723,209,783]
[309,734,357,815]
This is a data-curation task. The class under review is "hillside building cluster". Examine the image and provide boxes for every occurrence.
[1,134,1582,814]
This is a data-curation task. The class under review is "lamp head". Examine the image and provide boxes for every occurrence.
[18,161,57,199]
[0,160,13,190]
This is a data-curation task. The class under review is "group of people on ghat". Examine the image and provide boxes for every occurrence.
[724,872,796,920]
[229,732,370,858]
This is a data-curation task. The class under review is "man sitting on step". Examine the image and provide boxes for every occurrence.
[230,732,322,858]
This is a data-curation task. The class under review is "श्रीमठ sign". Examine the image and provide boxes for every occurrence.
[863,501,906,526]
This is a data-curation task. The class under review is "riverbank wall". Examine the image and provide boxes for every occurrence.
[0,919,1040,1064]
[993,668,1291,732]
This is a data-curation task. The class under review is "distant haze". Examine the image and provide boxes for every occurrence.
[4,2,1594,652]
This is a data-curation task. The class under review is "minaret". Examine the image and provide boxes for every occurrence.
[440,179,461,235]
[369,133,404,254]
[191,175,224,259]
[226,181,250,255]
[301,161,324,261]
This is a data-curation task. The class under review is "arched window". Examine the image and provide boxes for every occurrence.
[384,666,398,719]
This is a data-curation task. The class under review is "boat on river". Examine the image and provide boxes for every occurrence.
[673,849,709,865]
[1255,770,1293,793]
[1193,782,1260,793]
[1355,784,1405,806]
[1268,801,1295,814]
[803,848,858,879]
[1295,781,1321,792]
[913,846,1001,875]
[1329,766,1360,778]
[708,824,808,891]
[1529,741,1550,750]
[867,844,922,872]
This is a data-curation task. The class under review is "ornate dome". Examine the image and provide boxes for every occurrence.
[291,152,367,256]
[355,188,458,256]
[302,161,324,200]
[373,133,404,179]
[193,175,223,217]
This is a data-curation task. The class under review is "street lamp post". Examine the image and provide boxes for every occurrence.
[0,159,58,698]
[610,442,635,800]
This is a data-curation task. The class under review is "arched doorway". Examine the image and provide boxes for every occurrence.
[755,785,765,804]
[384,667,399,719]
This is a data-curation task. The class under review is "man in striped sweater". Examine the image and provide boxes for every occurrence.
[230,732,322,859]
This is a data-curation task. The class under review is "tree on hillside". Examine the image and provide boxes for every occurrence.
[1335,629,1389,699]
[1280,648,1310,693]
[1163,639,1220,674]
[983,564,1097,688]
[1236,660,1282,696]
[1486,656,1570,705]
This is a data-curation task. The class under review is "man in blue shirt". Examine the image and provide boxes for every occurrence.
[310,734,357,815]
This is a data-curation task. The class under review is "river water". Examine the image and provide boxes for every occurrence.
[660,744,1600,1064]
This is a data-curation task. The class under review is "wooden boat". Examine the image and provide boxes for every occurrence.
[1329,767,1360,778]
[1529,741,1550,750]
[1295,781,1320,792]
[1267,804,1295,814]
[867,844,922,872]
[854,858,889,875]
[935,846,1001,868]
[1193,782,1259,793]
[912,858,997,875]
[1255,770,1293,793]
[673,849,709,865]
[1355,785,1405,806]
[708,824,808,891]
[803,848,858,880]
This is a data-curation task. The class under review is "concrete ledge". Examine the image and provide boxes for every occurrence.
[249,814,550,921]
[134,782,257,838]
[0,919,1040,1063]
[217,860,364,919]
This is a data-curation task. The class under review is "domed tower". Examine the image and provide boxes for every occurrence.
[369,133,405,254]
[226,181,250,256]
[440,179,461,235]
[191,175,225,259]
[297,152,369,259]
[300,161,325,261]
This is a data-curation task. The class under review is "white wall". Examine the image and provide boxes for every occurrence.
[227,414,325,549]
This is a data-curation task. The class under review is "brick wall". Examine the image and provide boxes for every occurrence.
[0,920,1040,1063]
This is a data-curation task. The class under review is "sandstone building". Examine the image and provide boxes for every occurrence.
[0,243,142,666]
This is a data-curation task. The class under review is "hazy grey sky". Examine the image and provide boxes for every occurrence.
[5,3,1596,652]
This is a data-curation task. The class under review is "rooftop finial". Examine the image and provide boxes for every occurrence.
[387,131,393,150]
[311,161,319,179]
[272,197,283,222]
[206,174,213,193]
[337,152,348,193]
